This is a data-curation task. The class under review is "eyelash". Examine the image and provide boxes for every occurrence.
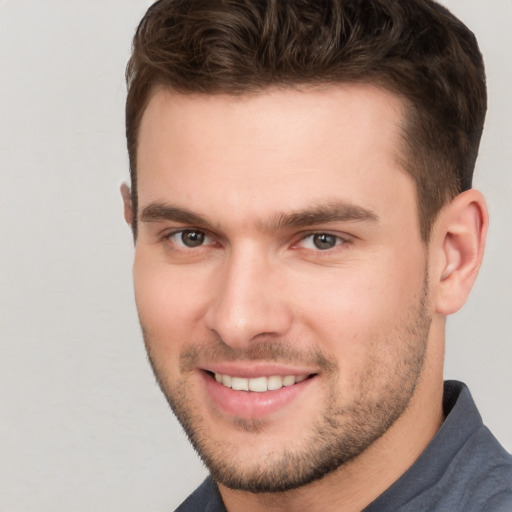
[162,229,352,254]
[164,229,215,249]
[295,232,349,251]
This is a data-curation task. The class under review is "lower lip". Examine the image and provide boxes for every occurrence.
[201,372,315,420]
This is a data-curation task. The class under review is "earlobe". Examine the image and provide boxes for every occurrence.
[120,182,134,227]
[433,189,488,316]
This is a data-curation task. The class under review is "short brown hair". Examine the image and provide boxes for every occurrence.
[126,0,486,240]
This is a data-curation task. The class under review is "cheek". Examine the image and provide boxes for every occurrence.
[133,251,210,351]
[289,250,425,356]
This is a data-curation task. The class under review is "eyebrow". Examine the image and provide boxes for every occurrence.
[140,203,214,228]
[267,201,378,231]
[139,200,378,232]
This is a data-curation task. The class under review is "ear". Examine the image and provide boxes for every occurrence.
[120,182,134,227]
[431,189,488,315]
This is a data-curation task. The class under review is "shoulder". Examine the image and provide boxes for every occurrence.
[449,424,512,510]
[417,382,512,511]
[365,381,512,512]
[174,477,226,512]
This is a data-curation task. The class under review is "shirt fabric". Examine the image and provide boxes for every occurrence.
[175,381,512,511]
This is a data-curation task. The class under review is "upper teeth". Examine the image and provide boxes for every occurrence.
[214,373,308,392]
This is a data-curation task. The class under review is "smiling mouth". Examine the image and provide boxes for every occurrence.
[208,372,315,392]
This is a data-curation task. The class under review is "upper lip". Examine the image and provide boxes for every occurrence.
[201,362,318,378]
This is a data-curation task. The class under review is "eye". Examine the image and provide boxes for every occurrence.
[168,229,211,248]
[299,233,344,250]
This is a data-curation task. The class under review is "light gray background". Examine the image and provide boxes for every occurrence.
[0,1,510,511]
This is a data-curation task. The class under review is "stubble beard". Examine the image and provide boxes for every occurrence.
[141,276,431,493]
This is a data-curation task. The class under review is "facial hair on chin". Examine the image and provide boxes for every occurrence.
[140,274,431,493]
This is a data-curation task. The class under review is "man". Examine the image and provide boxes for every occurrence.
[121,0,512,510]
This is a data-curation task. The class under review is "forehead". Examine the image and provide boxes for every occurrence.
[136,85,415,231]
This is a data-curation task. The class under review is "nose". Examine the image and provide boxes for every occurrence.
[204,245,293,350]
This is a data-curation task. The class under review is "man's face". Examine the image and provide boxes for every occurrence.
[132,85,432,492]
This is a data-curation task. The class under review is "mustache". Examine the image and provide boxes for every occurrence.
[178,337,337,374]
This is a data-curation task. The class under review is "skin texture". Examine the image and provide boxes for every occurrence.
[123,85,488,512]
